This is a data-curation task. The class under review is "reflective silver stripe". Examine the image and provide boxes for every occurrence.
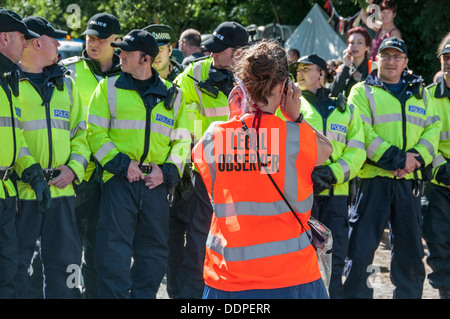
[360,114,372,125]
[326,130,346,144]
[364,84,376,117]
[441,131,450,141]
[173,88,183,120]
[151,122,172,138]
[69,153,88,170]
[406,115,426,127]
[166,154,184,173]
[427,115,440,126]
[367,136,384,160]
[94,141,116,163]
[70,121,86,139]
[201,122,217,193]
[192,62,203,110]
[111,118,146,130]
[0,116,20,128]
[107,77,118,119]
[348,103,355,122]
[65,63,76,79]
[64,76,73,107]
[171,128,191,143]
[214,195,314,218]
[88,114,110,129]
[347,139,366,151]
[373,113,401,125]
[338,158,351,182]
[433,154,447,169]
[203,106,230,118]
[418,138,435,158]
[17,147,31,159]
[21,119,69,131]
[284,122,300,199]
[206,231,312,262]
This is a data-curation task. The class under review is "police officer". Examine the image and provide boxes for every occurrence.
[422,34,450,299]
[61,12,122,299]
[344,37,441,299]
[14,16,90,299]
[169,21,248,299]
[143,24,183,82]
[87,29,191,299]
[0,8,50,299]
[288,53,366,299]
[178,28,205,67]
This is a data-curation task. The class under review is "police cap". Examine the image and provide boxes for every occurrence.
[142,24,174,46]
[201,21,248,53]
[377,37,407,56]
[0,8,39,39]
[82,13,121,39]
[111,29,159,59]
[439,42,450,56]
[296,53,328,71]
[23,16,67,39]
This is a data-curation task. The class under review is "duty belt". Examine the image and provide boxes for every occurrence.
[43,168,60,182]
[139,164,152,174]
[0,168,11,181]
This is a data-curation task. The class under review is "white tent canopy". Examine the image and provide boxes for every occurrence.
[285,3,347,62]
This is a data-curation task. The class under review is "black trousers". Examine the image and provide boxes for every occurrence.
[95,176,170,299]
[74,170,102,299]
[311,195,349,299]
[344,177,425,299]
[422,182,450,290]
[15,197,82,299]
[167,171,213,299]
[0,195,17,299]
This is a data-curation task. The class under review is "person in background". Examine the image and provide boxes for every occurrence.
[193,39,333,299]
[169,21,248,299]
[179,28,205,67]
[329,27,372,97]
[143,24,184,82]
[360,0,401,61]
[422,33,450,299]
[280,53,366,298]
[61,12,122,299]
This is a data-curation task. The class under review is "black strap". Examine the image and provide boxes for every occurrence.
[139,104,152,168]
[240,118,312,243]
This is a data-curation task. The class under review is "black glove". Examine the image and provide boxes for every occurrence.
[21,163,51,212]
[435,163,450,186]
[311,166,336,195]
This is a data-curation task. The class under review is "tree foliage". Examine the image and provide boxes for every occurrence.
[0,0,447,83]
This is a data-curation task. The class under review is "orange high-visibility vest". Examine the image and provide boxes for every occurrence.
[193,113,321,291]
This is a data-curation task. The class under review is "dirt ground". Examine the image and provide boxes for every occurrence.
[371,229,439,299]
[157,228,440,299]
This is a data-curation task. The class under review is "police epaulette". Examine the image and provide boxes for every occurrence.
[192,55,210,64]
[425,82,437,90]
[60,55,83,66]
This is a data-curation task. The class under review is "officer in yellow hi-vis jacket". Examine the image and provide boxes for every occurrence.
[60,12,122,299]
[0,9,50,299]
[277,53,366,299]
[87,30,191,299]
[422,35,450,299]
[169,21,248,299]
[344,37,441,299]
[14,17,90,299]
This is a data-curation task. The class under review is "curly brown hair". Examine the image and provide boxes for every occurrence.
[233,40,288,105]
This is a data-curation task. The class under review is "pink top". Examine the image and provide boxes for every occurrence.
[370,27,399,61]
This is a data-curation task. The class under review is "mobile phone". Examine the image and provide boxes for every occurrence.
[283,79,290,95]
